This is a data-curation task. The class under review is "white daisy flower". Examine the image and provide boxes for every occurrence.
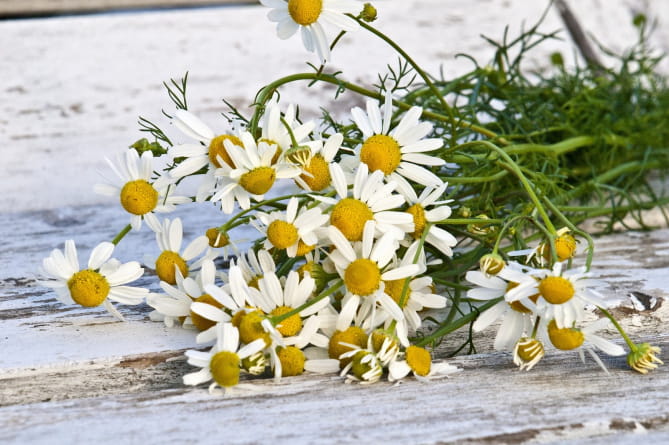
[152,217,214,285]
[400,182,458,257]
[293,132,346,191]
[170,109,244,178]
[545,317,625,374]
[40,240,147,321]
[147,275,193,328]
[183,323,266,395]
[316,163,414,241]
[211,132,302,214]
[256,270,330,348]
[345,90,446,193]
[388,345,461,383]
[254,197,328,257]
[507,262,608,329]
[328,220,421,329]
[235,248,277,288]
[259,99,316,156]
[465,262,541,351]
[260,0,360,62]
[339,347,384,384]
[95,150,189,232]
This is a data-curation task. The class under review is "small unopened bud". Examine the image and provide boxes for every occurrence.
[513,337,545,371]
[628,342,663,374]
[479,253,505,276]
[361,3,377,22]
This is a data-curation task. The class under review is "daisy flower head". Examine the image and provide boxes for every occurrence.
[41,240,147,320]
[235,248,277,289]
[183,323,266,395]
[513,337,545,371]
[95,149,189,232]
[258,98,316,158]
[339,346,384,384]
[465,262,541,351]
[211,132,302,213]
[254,197,328,257]
[346,89,446,194]
[388,345,461,383]
[255,270,329,348]
[293,132,346,192]
[152,217,214,285]
[170,109,244,178]
[318,162,414,242]
[507,262,608,330]
[400,182,457,257]
[328,220,421,329]
[545,317,625,374]
[260,0,360,62]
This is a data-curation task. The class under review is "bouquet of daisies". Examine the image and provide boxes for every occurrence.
[40,1,664,394]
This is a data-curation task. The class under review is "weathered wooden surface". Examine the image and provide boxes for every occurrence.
[2,1,669,443]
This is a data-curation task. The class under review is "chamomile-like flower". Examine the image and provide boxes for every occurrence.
[211,132,301,213]
[465,262,541,351]
[170,109,244,174]
[183,323,266,395]
[95,150,189,232]
[316,163,414,241]
[328,220,421,329]
[260,0,360,62]
[507,262,608,329]
[293,133,345,191]
[235,248,277,288]
[400,182,458,257]
[346,90,445,194]
[152,217,213,285]
[545,318,625,374]
[254,197,328,257]
[388,345,460,383]
[259,99,316,157]
[40,240,147,321]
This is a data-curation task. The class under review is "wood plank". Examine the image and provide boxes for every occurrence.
[0,0,256,18]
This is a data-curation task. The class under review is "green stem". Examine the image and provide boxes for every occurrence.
[414,297,503,347]
[111,224,132,245]
[458,140,557,234]
[221,192,313,231]
[598,306,636,351]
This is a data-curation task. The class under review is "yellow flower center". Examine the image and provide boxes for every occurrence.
[231,309,247,328]
[288,0,323,26]
[344,258,381,296]
[295,240,315,256]
[384,279,408,308]
[67,269,110,307]
[277,346,306,377]
[298,153,331,191]
[208,134,243,168]
[205,228,229,248]
[539,233,577,262]
[247,275,261,290]
[190,294,223,331]
[538,276,575,305]
[406,203,426,239]
[270,305,303,337]
[238,310,271,347]
[360,134,402,175]
[405,345,432,376]
[209,350,240,388]
[350,350,374,380]
[547,320,584,350]
[479,253,505,276]
[266,220,299,250]
[119,179,158,216]
[329,326,368,366]
[506,282,539,313]
[330,198,374,241]
[240,166,276,195]
[516,337,544,362]
[155,251,189,285]
[371,330,398,354]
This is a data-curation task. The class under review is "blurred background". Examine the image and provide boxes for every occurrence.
[1,0,668,212]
